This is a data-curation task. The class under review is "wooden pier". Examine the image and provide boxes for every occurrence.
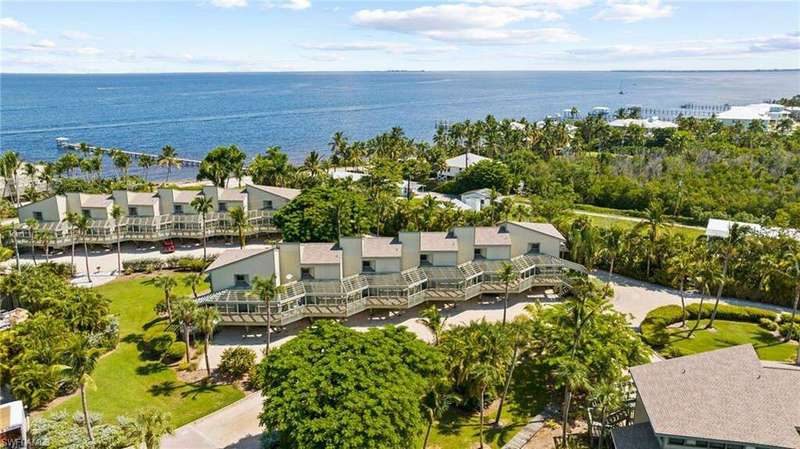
[55,138,202,167]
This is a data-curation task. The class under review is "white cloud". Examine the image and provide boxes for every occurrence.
[32,39,56,48]
[301,41,458,55]
[424,27,582,45]
[353,4,559,33]
[593,0,672,23]
[0,17,36,35]
[76,47,103,55]
[265,0,311,10]
[62,30,93,40]
[211,0,248,8]
[465,0,593,10]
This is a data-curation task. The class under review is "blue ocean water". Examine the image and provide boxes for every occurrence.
[2,71,799,166]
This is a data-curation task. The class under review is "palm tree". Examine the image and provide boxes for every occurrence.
[173,298,198,364]
[329,132,348,167]
[183,273,203,299]
[196,307,220,376]
[37,228,51,262]
[138,155,155,183]
[66,212,79,275]
[24,218,38,266]
[151,275,177,320]
[421,382,453,449]
[497,262,517,326]
[667,251,695,327]
[250,274,285,355]
[556,359,589,445]
[687,259,720,338]
[706,223,748,329]
[598,227,624,286]
[302,151,325,180]
[588,377,624,449]
[473,362,498,449]
[126,407,174,449]
[228,206,248,249]
[495,320,528,426]
[64,335,101,442]
[73,214,93,283]
[190,195,214,260]
[641,200,665,278]
[761,244,800,361]
[111,205,123,274]
[158,145,181,185]
[2,151,22,206]
[418,305,447,345]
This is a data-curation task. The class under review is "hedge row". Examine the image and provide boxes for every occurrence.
[640,303,780,348]
[122,255,214,274]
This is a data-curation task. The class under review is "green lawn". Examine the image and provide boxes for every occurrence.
[579,213,704,240]
[424,361,550,449]
[50,274,244,427]
[663,319,799,363]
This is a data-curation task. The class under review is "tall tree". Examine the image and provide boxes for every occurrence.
[706,224,748,329]
[173,298,199,364]
[111,205,123,274]
[196,307,220,376]
[687,259,720,338]
[190,195,214,260]
[250,274,285,355]
[74,214,93,283]
[63,335,101,442]
[497,262,518,326]
[151,275,177,321]
[138,154,155,183]
[418,305,447,346]
[667,251,695,327]
[228,206,248,249]
[158,145,181,185]
[183,273,203,299]
[125,407,174,449]
[24,218,38,266]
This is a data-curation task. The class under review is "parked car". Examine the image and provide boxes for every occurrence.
[162,239,176,253]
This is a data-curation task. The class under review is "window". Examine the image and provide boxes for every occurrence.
[668,439,686,446]
[527,243,541,254]
[725,445,743,449]
[262,200,274,210]
[82,209,91,218]
[234,274,249,287]
[708,443,724,449]
[362,260,374,272]
[174,204,183,215]
[218,202,228,212]
[419,254,430,265]
[474,248,484,259]
[301,267,313,279]
[33,211,43,221]
[128,207,138,217]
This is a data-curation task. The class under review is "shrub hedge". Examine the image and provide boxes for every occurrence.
[218,347,256,381]
[759,318,779,331]
[163,341,187,363]
[142,328,175,357]
[123,256,214,274]
[640,303,779,348]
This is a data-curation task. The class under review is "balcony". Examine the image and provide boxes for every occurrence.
[422,261,483,302]
[364,267,428,309]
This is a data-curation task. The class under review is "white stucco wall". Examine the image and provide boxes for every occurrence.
[245,187,292,211]
[303,263,341,280]
[373,258,401,273]
[483,246,511,260]
[208,250,279,292]
[507,223,563,258]
[18,196,66,222]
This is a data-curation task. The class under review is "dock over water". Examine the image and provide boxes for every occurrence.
[56,138,202,167]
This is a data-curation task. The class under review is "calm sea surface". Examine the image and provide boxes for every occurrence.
[2,71,799,167]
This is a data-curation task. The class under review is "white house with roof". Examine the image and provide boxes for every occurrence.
[706,218,800,242]
[460,188,503,211]
[197,221,581,328]
[612,345,800,449]
[0,401,27,449]
[439,152,491,179]
[243,184,301,212]
[608,117,678,130]
[716,103,790,126]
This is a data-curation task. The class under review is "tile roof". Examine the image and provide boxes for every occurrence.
[127,191,159,206]
[611,423,659,449]
[445,152,490,169]
[361,237,401,258]
[247,184,301,201]
[300,242,341,265]
[474,226,511,246]
[217,188,245,202]
[508,221,565,241]
[630,345,800,448]
[420,232,458,252]
[79,193,112,208]
[205,247,274,272]
[172,190,201,203]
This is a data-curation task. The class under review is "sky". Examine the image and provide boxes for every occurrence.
[1,0,799,73]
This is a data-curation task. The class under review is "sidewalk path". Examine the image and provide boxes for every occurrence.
[161,272,786,448]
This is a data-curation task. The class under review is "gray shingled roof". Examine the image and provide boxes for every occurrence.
[611,423,659,449]
[247,184,301,201]
[217,188,245,202]
[300,243,341,264]
[474,226,511,246]
[205,247,274,272]
[420,232,458,252]
[127,191,159,206]
[172,190,201,203]
[362,237,401,258]
[630,344,800,448]
[508,221,565,241]
[79,193,112,208]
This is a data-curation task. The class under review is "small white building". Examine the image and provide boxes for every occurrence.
[716,103,789,126]
[460,188,501,211]
[608,117,678,130]
[706,218,800,241]
[439,152,491,179]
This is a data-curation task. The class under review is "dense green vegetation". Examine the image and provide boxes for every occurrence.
[258,278,646,449]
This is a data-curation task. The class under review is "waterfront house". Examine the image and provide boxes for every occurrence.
[611,345,800,449]
[706,218,800,242]
[198,220,582,327]
[608,117,678,130]
[716,103,789,127]
[439,152,491,179]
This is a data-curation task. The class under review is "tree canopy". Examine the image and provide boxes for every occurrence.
[258,320,444,449]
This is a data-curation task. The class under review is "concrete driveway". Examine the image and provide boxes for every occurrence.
[162,272,789,448]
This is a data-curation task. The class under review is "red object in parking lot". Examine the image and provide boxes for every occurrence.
[162,240,176,253]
